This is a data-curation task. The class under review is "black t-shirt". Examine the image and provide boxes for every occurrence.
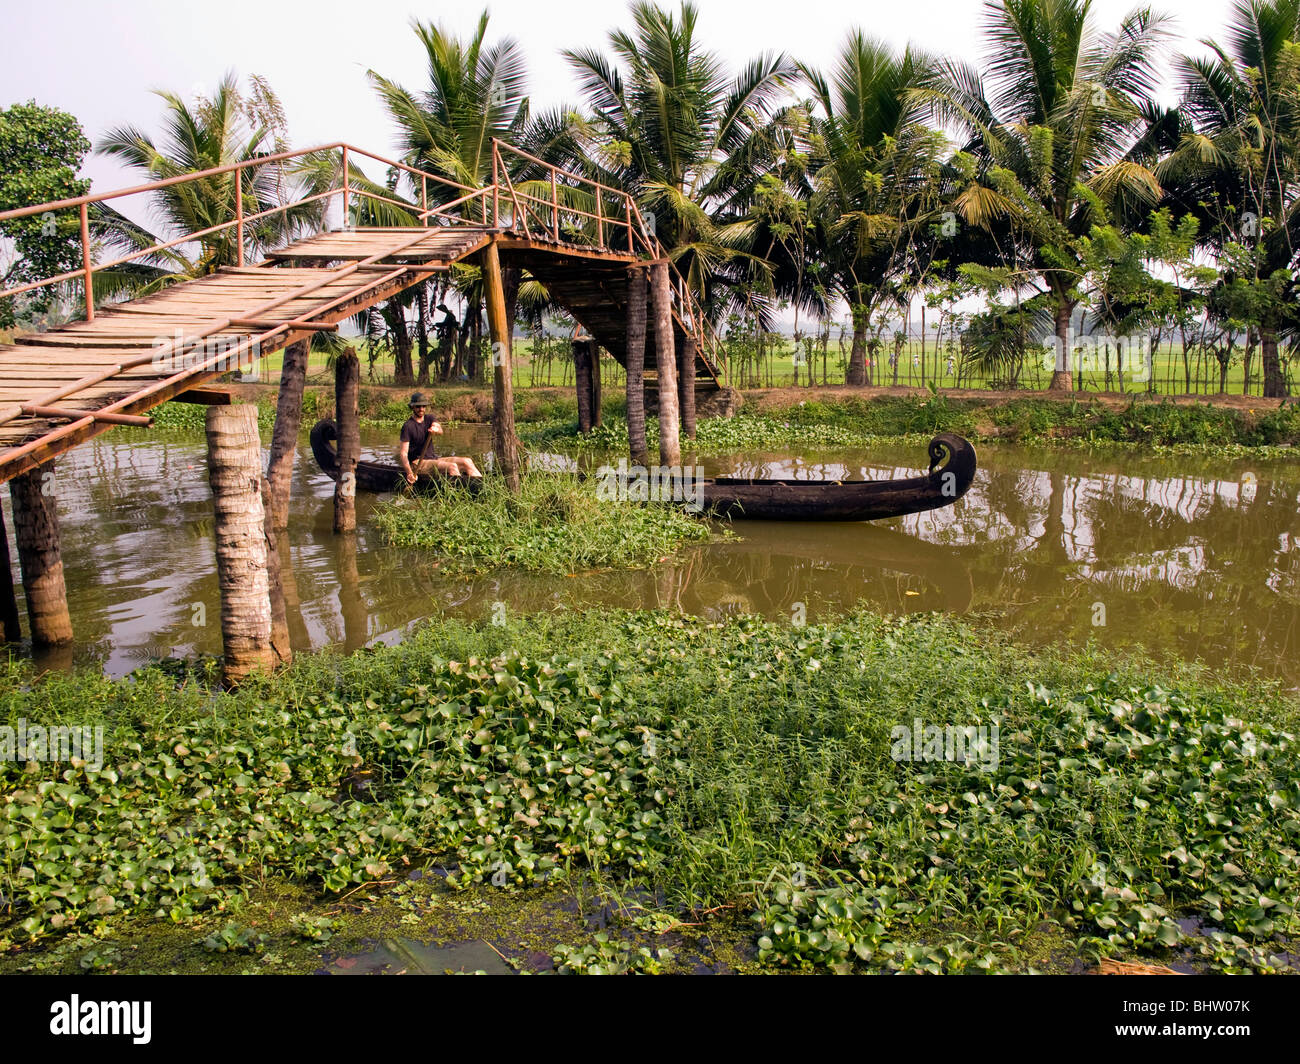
[400,414,439,460]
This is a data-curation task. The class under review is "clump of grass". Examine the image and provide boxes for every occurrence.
[370,472,719,573]
[522,414,890,454]
[147,399,274,432]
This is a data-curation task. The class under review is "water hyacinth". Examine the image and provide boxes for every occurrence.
[1,610,1296,973]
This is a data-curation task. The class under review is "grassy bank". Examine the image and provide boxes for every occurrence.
[372,473,720,574]
[527,394,1300,456]
[143,385,1300,455]
[2,610,1296,974]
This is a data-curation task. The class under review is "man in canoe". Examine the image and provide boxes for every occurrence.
[397,392,483,484]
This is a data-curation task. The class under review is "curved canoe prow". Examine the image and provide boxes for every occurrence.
[309,419,484,496]
[699,433,977,521]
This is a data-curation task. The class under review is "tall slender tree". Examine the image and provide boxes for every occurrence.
[800,32,945,385]
[93,74,321,298]
[1159,0,1300,396]
[915,0,1172,390]
[562,1,795,315]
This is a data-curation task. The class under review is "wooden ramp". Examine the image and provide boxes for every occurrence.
[0,141,725,485]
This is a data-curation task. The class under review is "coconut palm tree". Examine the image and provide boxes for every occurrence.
[1158,0,1300,397]
[561,0,796,316]
[366,11,533,201]
[800,32,946,385]
[914,0,1172,390]
[362,11,576,382]
[92,73,322,299]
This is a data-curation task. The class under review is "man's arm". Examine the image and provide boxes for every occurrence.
[397,440,416,483]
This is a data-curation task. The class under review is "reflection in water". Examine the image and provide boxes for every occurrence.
[4,424,1297,687]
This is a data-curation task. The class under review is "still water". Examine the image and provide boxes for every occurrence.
[8,424,1297,687]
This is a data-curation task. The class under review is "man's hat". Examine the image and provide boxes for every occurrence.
[408,392,429,407]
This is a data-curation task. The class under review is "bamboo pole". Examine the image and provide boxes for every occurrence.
[481,238,521,494]
[8,465,72,646]
[333,349,361,534]
[235,171,244,267]
[207,404,274,687]
[265,340,310,530]
[649,262,681,467]
[626,265,650,465]
[79,203,93,322]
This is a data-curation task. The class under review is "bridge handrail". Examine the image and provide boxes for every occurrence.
[0,138,726,382]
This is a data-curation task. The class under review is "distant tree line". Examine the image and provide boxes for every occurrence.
[4,0,1300,396]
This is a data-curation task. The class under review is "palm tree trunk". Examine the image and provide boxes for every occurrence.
[847,305,867,387]
[416,290,431,385]
[0,504,22,642]
[260,476,292,666]
[626,265,649,465]
[574,340,593,433]
[649,262,681,466]
[8,466,72,645]
[678,336,697,440]
[386,303,415,385]
[1262,325,1288,398]
[482,239,521,494]
[1048,299,1074,392]
[333,348,360,534]
[206,404,274,687]
[266,339,309,531]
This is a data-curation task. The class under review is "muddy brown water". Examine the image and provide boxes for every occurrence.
[8,423,1297,687]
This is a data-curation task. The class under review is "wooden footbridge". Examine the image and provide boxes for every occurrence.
[0,140,724,485]
[0,139,725,671]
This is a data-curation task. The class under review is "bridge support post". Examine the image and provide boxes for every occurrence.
[206,404,274,687]
[8,465,73,646]
[649,261,681,467]
[481,239,521,494]
[574,341,594,434]
[591,343,603,428]
[333,348,360,534]
[260,476,292,667]
[266,339,310,530]
[678,335,697,440]
[0,505,23,643]
[625,265,650,465]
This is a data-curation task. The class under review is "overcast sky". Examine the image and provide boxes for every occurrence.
[3,0,1232,197]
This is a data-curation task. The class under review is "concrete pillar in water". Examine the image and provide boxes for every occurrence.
[8,464,72,646]
[207,404,274,686]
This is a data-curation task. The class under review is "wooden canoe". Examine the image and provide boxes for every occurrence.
[310,418,483,495]
[695,433,977,520]
[309,418,976,521]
